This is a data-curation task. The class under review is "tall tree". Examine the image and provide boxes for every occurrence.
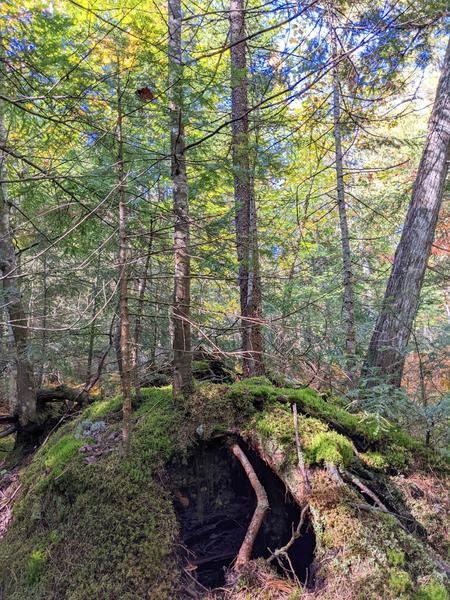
[168,0,193,399]
[230,0,265,377]
[0,52,36,429]
[328,6,357,380]
[116,59,132,446]
[362,38,450,388]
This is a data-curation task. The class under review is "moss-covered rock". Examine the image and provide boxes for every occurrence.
[0,381,448,600]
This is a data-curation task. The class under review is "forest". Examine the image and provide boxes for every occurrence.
[0,0,449,599]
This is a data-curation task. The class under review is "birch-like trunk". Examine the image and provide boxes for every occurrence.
[230,0,265,377]
[168,0,193,400]
[329,12,356,380]
[363,39,450,388]
[0,95,36,427]
[116,69,132,447]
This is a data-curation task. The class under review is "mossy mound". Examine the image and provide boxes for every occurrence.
[0,388,180,600]
[0,381,448,600]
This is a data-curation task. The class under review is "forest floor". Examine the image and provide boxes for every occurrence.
[0,379,448,600]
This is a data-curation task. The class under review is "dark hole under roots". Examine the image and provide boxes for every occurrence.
[172,439,316,589]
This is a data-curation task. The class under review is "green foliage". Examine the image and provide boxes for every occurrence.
[26,549,47,585]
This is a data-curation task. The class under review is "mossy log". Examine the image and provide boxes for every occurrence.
[36,385,92,407]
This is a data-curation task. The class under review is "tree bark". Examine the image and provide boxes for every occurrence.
[230,0,265,377]
[0,66,36,427]
[362,39,450,388]
[329,9,357,381]
[168,0,193,400]
[133,217,153,399]
[116,64,132,447]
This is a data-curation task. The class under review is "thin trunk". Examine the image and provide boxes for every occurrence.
[230,0,265,377]
[133,217,153,398]
[363,39,450,388]
[329,10,356,380]
[0,73,36,427]
[37,253,48,387]
[86,253,101,385]
[168,0,193,401]
[116,66,132,447]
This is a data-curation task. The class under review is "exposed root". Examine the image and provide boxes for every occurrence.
[229,443,269,570]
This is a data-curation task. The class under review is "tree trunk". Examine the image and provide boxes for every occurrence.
[229,0,265,377]
[329,10,357,381]
[168,0,193,401]
[362,39,450,387]
[116,66,132,447]
[133,217,153,398]
[0,81,36,428]
[86,251,101,385]
[37,252,48,387]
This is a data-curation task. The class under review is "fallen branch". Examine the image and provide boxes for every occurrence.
[229,443,269,570]
[344,470,389,512]
[0,483,21,512]
[292,403,311,494]
[268,503,309,567]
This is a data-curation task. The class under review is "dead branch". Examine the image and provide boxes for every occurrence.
[268,504,309,567]
[229,443,269,570]
[0,484,21,512]
[344,470,389,512]
[292,402,311,494]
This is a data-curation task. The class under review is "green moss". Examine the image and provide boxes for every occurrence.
[388,568,412,595]
[83,395,122,419]
[226,381,447,472]
[306,431,354,466]
[0,388,180,600]
[414,581,449,600]
[387,549,405,567]
[0,434,15,460]
[44,435,86,478]
[360,451,388,470]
